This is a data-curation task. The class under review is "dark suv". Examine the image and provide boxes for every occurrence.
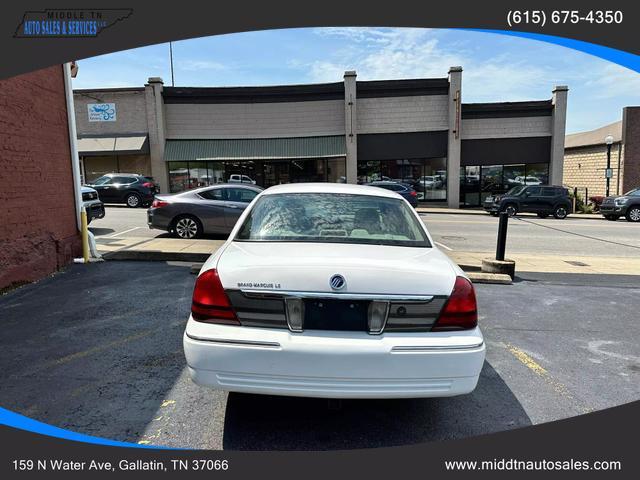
[87,173,159,208]
[600,188,640,222]
[484,185,571,219]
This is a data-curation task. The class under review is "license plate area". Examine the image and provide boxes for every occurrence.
[303,299,369,331]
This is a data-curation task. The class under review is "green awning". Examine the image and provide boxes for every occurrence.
[164,136,346,161]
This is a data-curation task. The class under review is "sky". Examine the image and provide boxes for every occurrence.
[71,27,640,134]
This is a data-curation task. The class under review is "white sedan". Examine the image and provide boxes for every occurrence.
[183,183,485,398]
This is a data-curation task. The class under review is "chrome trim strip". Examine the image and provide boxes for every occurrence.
[391,342,484,352]
[185,333,281,348]
[241,290,434,302]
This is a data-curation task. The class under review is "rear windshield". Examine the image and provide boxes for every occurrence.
[236,193,430,247]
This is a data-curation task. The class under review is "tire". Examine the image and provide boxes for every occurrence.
[625,207,640,223]
[537,213,549,219]
[553,205,568,219]
[605,215,619,221]
[125,193,142,208]
[503,204,518,217]
[173,215,203,239]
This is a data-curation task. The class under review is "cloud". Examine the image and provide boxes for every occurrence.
[179,59,227,71]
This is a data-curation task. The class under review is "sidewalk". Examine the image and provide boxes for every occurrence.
[416,206,602,220]
[97,236,640,276]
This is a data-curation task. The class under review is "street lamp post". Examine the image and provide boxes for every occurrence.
[605,134,614,197]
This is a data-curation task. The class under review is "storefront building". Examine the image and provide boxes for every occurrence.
[563,107,640,197]
[75,69,568,208]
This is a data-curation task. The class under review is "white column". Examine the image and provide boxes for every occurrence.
[343,71,358,184]
[145,77,168,193]
[550,85,568,186]
[447,66,463,208]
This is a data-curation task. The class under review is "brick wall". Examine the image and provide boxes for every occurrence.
[622,107,640,192]
[0,65,81,290]
[563,143,623,197]
[74,89,148,136]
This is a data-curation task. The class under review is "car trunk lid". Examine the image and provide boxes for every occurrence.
[216,241,456,297]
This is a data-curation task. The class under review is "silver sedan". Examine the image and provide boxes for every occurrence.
[147,184,263,239]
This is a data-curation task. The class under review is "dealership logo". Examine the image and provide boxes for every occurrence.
[14,8,133,38]
[88,103,116,122]
[329,274,346,290]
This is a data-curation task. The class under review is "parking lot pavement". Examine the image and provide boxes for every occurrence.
[1,262,638,450]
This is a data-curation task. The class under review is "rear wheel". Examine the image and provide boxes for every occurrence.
[553,205,568,219]
[125,193,141,208]
[503,204,518,217]
[173,215,203,239]
[605,215,619,221]
[626,207,640,222]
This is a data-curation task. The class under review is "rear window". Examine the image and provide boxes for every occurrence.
[236,193,430,247]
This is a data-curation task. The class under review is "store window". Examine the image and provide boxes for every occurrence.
[168,162,189,192]
[358,158,447,202]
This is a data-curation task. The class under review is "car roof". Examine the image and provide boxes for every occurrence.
[103,172,143,177]
[182,183,263,195]
[262,182,400,199]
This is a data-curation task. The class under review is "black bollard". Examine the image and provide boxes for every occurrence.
[496,212,509,261]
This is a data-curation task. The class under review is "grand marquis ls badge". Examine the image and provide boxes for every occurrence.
[329,274,346,290]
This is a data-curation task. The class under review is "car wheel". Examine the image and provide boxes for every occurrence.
[604,215,619,221]
[553,206,568,219]
[625,207,640,222]
[173,215,203,239]
[537,213,549,218]
[503,204,518,217]
[125,193,141,208]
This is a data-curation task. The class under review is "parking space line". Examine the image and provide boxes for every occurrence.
[434,241,453,251]
[106,227,142,238]
[506,344,592,414]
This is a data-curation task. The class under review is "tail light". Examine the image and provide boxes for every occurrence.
[432,276,477,331]
[409,190,417,197]
[191,269,239,325]
[142,181,154,188]
[151,199,168,208]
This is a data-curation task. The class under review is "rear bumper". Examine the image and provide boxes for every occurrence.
[183,320,485,399]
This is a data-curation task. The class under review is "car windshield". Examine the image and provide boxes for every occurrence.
[624,188,640,197]
[236,193,431,247]
[505,186,526,196]
[92,176,111,185]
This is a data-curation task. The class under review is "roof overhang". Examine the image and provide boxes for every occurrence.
[77,135,149,156]
[164,136,346,161]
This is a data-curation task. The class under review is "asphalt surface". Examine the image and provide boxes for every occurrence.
[90,206,640,257]
[1,262,638,450]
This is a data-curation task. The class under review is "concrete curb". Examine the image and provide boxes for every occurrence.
[102,251,210,262]
[467,272,513,284]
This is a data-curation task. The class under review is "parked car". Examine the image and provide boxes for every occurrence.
[366,181,419,207]
[228,174,256,185]
[483,185,571,219]
[81,186,105,224]
[509,176,542,186]
[416,175,443,189]
[87,173,159,208]
[183,183,485,399]
[600,188,640,222]
[148,184,263,238]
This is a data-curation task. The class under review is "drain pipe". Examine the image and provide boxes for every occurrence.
[63,62,83,231]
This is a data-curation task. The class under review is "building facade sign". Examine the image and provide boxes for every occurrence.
[87,103,116,122]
